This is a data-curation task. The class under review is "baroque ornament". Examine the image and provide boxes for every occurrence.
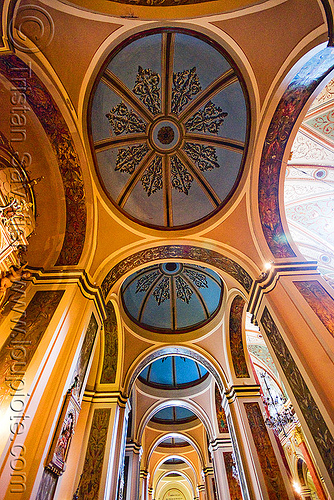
[106,102,146,135]
[92,30,248,228]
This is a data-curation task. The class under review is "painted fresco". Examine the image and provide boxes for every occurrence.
[71,313,98,400]
[258,47,334,258]
[102,244,253,298]
[261,307,334,485]
[100,301,118,384]
[244,402,289,500]
[78,408,111,500]
[294,280,334,337]
[224,451,243,500]
[229,295,249,378]
[215,384,228,433]
[0,55,86,266]
[227,413,250,500]
[0,290,64,405]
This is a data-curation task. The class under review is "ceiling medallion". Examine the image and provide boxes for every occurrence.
[91,30,248,228]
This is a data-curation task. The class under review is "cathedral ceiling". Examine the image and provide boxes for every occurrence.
[90,29,248,230]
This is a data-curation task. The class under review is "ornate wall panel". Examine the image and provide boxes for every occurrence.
[223,451,243,500]
[35,468,58,500]
[0,290,64,405]
[0,55,87,266]
[215,384,228,433]
[293,280,334,336]
[258,46,334,258]
[100,301,118,384]
[244,402,289,499]
[261,307,334,486]
[102,244,253,298]
[229,295,249,378]
[78,408,111,500]
[71,313,98,400]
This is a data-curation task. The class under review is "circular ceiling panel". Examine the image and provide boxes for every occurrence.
[121,262,223,332]
[151,406,197,425]
[90,29,249,229]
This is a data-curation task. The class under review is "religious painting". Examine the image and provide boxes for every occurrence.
[229,295,250,378]
[71,313,98,401]
[224,452,243,500]
[215,384,228,433]
[260,307,334,485]
[244,401,289,499]
[78,408,111,500]
[294,280,334,337]
[100,302,118,384]
[0,290,64,406]
[45,389,81,475]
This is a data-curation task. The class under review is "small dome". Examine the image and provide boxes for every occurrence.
[152,406,197,425]
[139,356,208,389]
[121,262,223,332]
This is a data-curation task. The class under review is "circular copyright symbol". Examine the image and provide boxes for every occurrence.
[9,5,55,53]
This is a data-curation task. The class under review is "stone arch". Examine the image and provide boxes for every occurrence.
[258,44,334,258]
[0,55,87,267]
[136,397,215,444]
[146,432,205,471]
[125,344,227,397]
[101,244,253,300]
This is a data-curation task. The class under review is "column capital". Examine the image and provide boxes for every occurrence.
[225,384,261,402]
[247,260,318,318]
[28,266,107,321]
[140,469,149,479]
[126,440,142,455]
[202,466,214,477]
[197,484,205,492]
[210,437,232,452]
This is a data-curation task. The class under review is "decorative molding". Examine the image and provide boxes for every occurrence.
[102,245,253,299]
[258,46,334,258]
[0,55,87,266]
[225,385,261,403]
[260,307,334,486]
[247,260,318,318]
[27,267,106,322]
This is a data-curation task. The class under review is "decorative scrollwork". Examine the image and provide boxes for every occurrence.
[133,66,161,115]
[184,143,219,171]
[185,101,228,134]
[184,268,208,288]
[141,156,163,196]
[115,144,149,174]
[135,270,160,293]
[171,67,202,115]
[170,156,193,194]
[152,276,170,305]
[175,275,193,303]
[106,102,146,135]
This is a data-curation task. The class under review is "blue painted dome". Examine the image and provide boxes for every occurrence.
[121,262,223,332]
[90,29,248,229]
[139,356,208,389]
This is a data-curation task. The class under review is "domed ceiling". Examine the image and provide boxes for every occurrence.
[139,356,208,389]
[121,262,223,332]
[285,77,334,287]
[90,29,248,229]
[151,406,197,425]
